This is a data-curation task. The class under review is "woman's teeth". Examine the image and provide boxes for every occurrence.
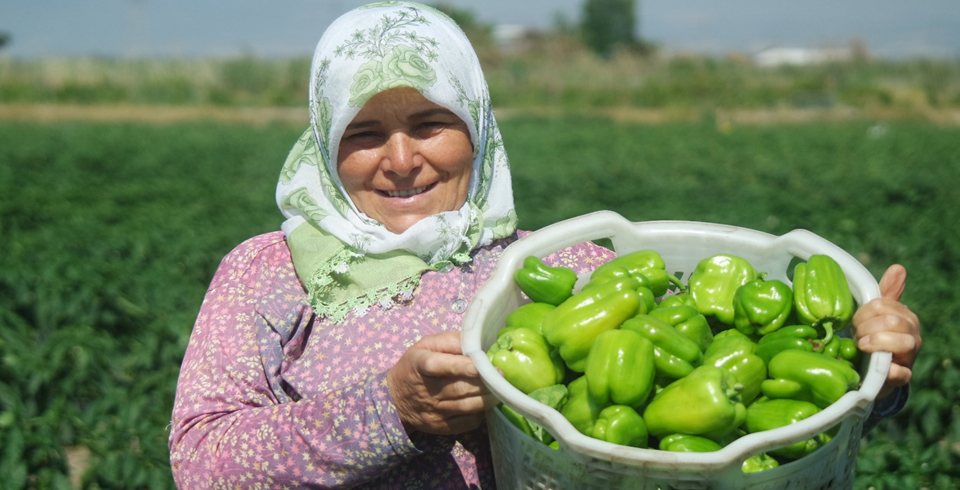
[386,186,428,198]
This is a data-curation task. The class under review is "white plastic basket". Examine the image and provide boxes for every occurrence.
[461,211,892,490]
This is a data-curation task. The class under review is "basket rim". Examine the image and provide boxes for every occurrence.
[462,211,891,470]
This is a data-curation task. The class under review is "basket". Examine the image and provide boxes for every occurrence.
[461,211,892,490]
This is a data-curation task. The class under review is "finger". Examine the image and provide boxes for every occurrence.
[878,363,913,399]
[434,392,500,415]
[878,264,907,302]
[418,352,480,378]
[858,331,920,366]
[425,375,491,400]
[415,331,465,355]
[854,309,915,338]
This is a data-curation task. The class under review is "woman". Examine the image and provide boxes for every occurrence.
[168,3,920,488]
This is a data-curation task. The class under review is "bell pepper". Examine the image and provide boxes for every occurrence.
[621,314,703,380]
[560,375,603,436]
[591,249,683,297]
[514,255,579,306]
[744,398,830,460]
[819,335,841,357]
[658,433,723,452]
[648,304,714,353]
[732,278,794,336]
[688,254,759,326]
[838,337,861,364]
[642,365,746,441]
[542,278,642,372]
[500,302,556,337]
[658,292,697,309]
[584,329,656,408]
[741,453,780,473]
[590,405,649,448]
[755,324,818,365]
[755,335,815,365]
[488,327,565,394]
[792,254,855,345]
[582,265,635,291]
[702,329,766,404]
[761,349,861,408]
[757,324,818,344]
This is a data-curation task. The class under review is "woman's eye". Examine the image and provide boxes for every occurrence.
[345,131,380,142]
[416,121,447,134]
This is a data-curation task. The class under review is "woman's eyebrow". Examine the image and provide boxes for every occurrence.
[410,108,456,120]
[345,119,379,130]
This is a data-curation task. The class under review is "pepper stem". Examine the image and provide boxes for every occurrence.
[667,273,686,293]
[820,321,835,346]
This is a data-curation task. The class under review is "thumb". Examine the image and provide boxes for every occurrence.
[878,264,907,302]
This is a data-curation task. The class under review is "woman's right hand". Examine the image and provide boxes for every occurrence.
[386,331,499,435]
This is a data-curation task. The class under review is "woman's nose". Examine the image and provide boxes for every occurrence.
[381,132,420,176]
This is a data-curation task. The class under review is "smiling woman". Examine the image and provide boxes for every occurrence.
[167,2,922,489]
[337,87,475,234]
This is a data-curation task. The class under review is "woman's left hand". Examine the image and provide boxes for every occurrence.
[852,264,921,399]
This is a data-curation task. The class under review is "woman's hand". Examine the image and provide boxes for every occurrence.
[387,331,499,435]
[853,264,922,399]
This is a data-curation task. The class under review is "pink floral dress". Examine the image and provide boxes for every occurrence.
[169,231,615,489]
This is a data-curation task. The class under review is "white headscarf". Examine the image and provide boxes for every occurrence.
[276,2,517,321]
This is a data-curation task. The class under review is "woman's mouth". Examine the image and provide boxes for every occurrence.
[382,184,433,198]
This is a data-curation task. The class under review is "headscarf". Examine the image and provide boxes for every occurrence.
[276,2,517,322]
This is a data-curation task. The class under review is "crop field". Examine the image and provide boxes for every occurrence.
[1,114,959,489]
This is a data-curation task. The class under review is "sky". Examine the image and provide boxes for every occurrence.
[3,0,959,59]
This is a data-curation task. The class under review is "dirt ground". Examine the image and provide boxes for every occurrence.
[3,103,959,126]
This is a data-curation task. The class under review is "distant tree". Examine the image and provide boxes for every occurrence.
[0,32,10,51]
[581,0,637,57]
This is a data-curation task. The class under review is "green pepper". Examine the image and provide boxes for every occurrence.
[792,254,855,345]
[542,278,642,372]
[658,293,697,309]
[755,336,815,365]
[591,249,683,297]
[582,265,634,290]
[500,302,556,337]
[757,324,818,344]
[838,337,861,364]
[621,314,703,380]
[642,365,746,441]
[744,398,829,460]
[819,335,841,357]
[488,327,566,394]
[741,453,779,473]
[584,329,656,408]
[688,254,759,326]
[761,349,861,408]
[732,278,793,336]
[590,405,649,448]
[702,329,766,405]
[658,433,723,452]
[560,376,603,436]
[648,304,714,353]
[514,255,579,306]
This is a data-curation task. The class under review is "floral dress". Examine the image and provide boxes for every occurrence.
[168,231,615,489]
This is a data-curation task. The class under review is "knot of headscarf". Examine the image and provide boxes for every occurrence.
[276,2,517,322]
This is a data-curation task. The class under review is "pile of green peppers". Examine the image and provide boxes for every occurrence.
[491,250,862,473]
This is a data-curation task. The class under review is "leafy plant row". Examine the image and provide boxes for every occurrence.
[0,118,958,488]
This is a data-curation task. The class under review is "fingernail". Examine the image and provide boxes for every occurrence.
[858,336,870,348]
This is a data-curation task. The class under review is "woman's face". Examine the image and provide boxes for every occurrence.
[337,88,474,234]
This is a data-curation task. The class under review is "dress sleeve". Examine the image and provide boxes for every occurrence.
[168,235,419,489]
